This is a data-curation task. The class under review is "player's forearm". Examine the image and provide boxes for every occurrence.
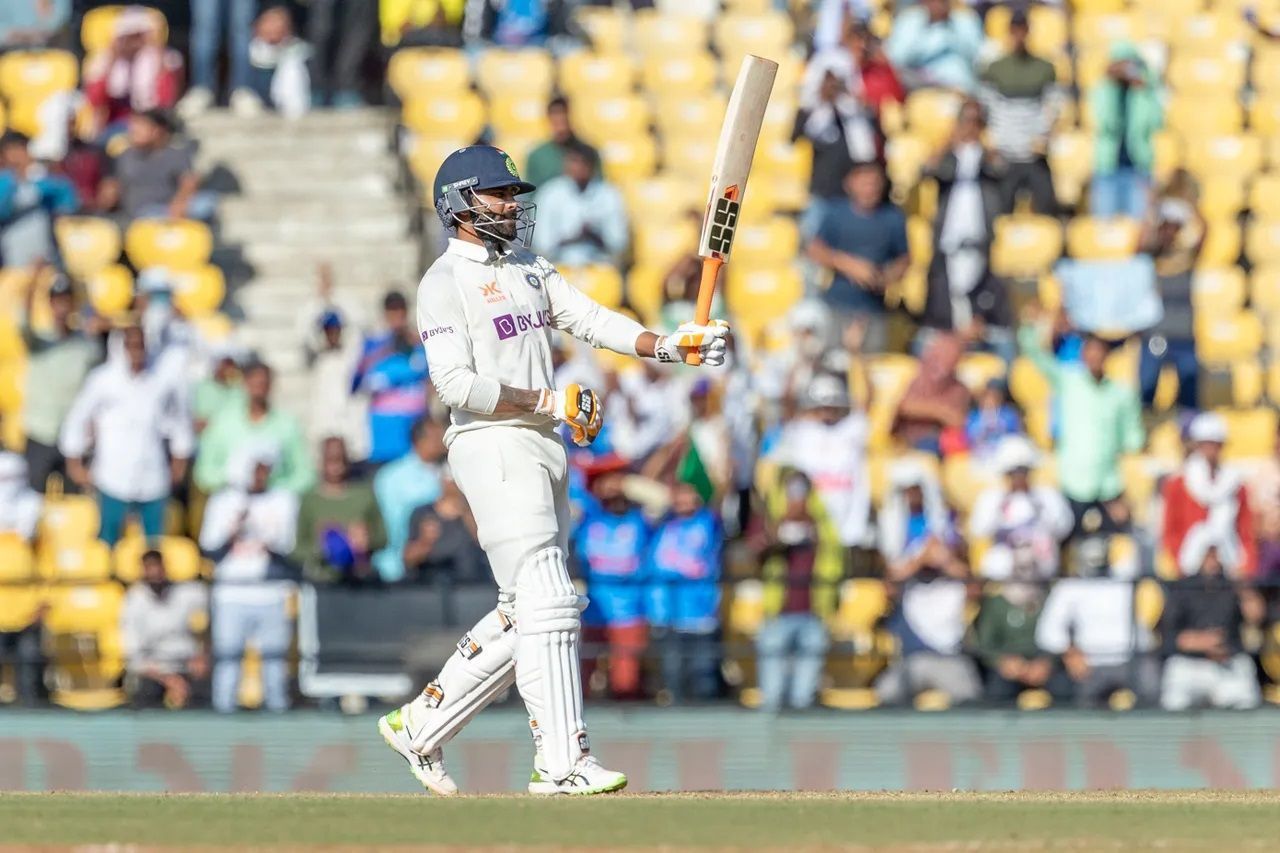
[492,385,544,415]
[634,331,660,359]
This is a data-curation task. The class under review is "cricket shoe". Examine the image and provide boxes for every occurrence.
[378,708,458,796]
[528,754,628,796]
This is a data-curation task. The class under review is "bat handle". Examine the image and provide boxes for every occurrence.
[683,256,723,366]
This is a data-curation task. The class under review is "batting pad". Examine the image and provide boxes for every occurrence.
[515,546,586,782]
[407,598,518,755]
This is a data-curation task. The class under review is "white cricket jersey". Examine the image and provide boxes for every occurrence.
[416,238,646,443]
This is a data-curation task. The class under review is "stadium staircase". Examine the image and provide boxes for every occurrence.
[188,108,420,418]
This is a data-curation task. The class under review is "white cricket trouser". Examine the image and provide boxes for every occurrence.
[1160,653,1260,711]
[446,424,570,591]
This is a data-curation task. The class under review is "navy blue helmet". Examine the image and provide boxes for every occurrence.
[433,145,537,247]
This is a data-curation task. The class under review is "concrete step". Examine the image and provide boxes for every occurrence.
[197,153,399,182]
[220,210,409,245]
[239,240,420,281]
[186,107,395,136]
[218,196,409,226]
[195,128,391,161]
[216,170,400,200]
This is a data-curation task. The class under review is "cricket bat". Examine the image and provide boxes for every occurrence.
[686,54,778,365]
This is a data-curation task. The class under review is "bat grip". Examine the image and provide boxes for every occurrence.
[683,257,723,366]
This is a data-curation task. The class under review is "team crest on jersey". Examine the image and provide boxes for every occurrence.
[480,281,506,303]
[457,634,482,659]
[422,681,445,708]
[525,273,542,290]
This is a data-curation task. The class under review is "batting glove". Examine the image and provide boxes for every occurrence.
[654,319,731,366]
[536,384,604,447]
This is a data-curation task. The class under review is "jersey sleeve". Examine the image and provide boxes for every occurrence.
[541,262,646,356]
[416,272,500,414]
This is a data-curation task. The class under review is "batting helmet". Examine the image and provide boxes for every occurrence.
[433,145,536,231]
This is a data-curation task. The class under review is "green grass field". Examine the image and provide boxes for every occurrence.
[3,791,1280,850]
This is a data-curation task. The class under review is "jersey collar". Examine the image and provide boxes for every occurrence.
[446,236,511,264]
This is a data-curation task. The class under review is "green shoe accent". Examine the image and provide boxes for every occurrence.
[385,709,404,732]
[530,768,545,783]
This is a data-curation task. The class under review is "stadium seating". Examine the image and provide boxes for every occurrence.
[42,582,126,710]
[401,91,486,141]
[54,217,122,280]
[558,53,636,99]
[386,48,469,102]
[113,535,203,584]
[0,50,78,103]
[38,539,112,584]
[80,5,168,53]
[85,265,135,318]
[123,219,214,270]
[39,495,100,546]
[170,265,227,318]
[0,535,36,584]
[476,50,555,98]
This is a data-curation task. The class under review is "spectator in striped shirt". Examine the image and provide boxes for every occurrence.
[978,9,1061,215]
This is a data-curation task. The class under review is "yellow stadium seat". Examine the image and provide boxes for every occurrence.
[1269,361,1280,405]
[1252,266,1280,314]
[575,6,628,54]
[1048,131,1094,206]
[1251,94,1280,138]
[832,579,889,638]
[1249,173,1280,220]
[558,52,635,99]
[754,139,811,212]
[1071,14,1136,52]
[1246,219,1280,265]
[171,265,226,318]
[54,217,121,280]
[1183,134,1262,181]
[476,50,554,97]
[626,264,666,324]
[1255,48,1280,96]
[620,174,705,222]
[1165,98,1243,137]
[634,11,708,56]
[1066,216,1140,259]
[760,94,798,144]
[40,495,100,545]
[597,136,657,183]
[0,582,43,633]
[991,215,1063,279]
[485,95,548,138]
[1191,268,1246,317]
[1196,312,1263,363]
[957,352,1007,394]
[1151,131,1182,184]
[661,133,717,179]
[865,353,920,405]
[943,454,1001,512]
[905,89,961,147]
[634,218,698,268]
[1218,406,1279,459]
[113,534,202,584]
[1170,11,1247,52]
[651,93,726,140]
[1075,47,1122,92]
[85,264,134,318]
[1166,53,1245,97]
[712,12,794,61]
[1010,356,1052,409]
[0,535,36,584]
[725,265,803,345]
[124,219,213,270]
[1198,219,1241,268]
[563,265,624,308]
[386,48,468,101]
[885,133,930,193]
[0,50,78,102]
[2,96,50,137]
[907,216,932,267]
[573,96,650,147]
[38,539,111,583]
[401,90,485,141]
[1197,177,1246,221]
[732,217,799,267]
[1231,359,1265,408]
[641,55,717,96]
[407,135,467,184]
[987,4,1067,55]
[81,6,168,54]
[728,579,765,637]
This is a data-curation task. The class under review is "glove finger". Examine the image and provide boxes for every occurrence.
[705,321,731,338]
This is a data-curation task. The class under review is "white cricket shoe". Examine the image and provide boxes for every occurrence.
[229,88,265,117]
[177,86,213,119]
[378,708,458,796]
[528,754,628,796]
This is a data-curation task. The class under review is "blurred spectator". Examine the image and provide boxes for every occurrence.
[1019,315,1144,536]
[60,325,194,545]
[19,271,102,493]
[1035,562,1158,707]
[605,360,686,464]
[760,299,834,417]
[244,5,312,118]
[793,69,880,238]
[975,581,1069,705]
[0,592,45,707]
[969,436,1073,580]
[919,99,1012,353]
[307,308,367,459]
[200,444,299,713]
[193,344,245,434]
[964,379,1022,460]
[812,0,872,51]
[0,0,70,48]
[474,0,569,48]
[120,550,209,709]
[892,333,970,456]
[525,97,597,189]
[1160,526,1263,711]
[61,126,111,213]
[1089,42,1163,219]
[98,109,217,223]
[642,380,729,502]
[0,450,41,541]
[752,470,840,712]
[84,7,183,138]
[648,481,722,702]
[352,290,428,464]
[183,0,257,117]
[531,142,629,268]
[804,22,904,119]
[577,457,650,700]
[132,269,198,388]
[403,473,487,584]
[978,8,1061,215]
[195,361,315,496]
[0,130,78,268]
[372,416,446,581]
[294,437,386,584]
[1247,421,1280,568]
[381,0,465,48]
[806,160,909,353]
[1161,413,1256,578]
[1137,175,1205,410]
[877,463,979,706]
[884,0,983,93]
[306,0,375,108]
[773,371,872,548]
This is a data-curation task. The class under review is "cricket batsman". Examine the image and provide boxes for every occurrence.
[378,145,730,795]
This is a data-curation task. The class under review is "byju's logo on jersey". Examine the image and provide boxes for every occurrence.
[420,325,454,341]
[493,309,552,340]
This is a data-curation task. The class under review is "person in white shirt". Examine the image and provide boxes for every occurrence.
[378,144,728,797]
[0,450,41,541]
[969,435,1074,582]
[200,442,299,713]
[60,325,194,545]
[121,549,209,708]
[530,141,629,268]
